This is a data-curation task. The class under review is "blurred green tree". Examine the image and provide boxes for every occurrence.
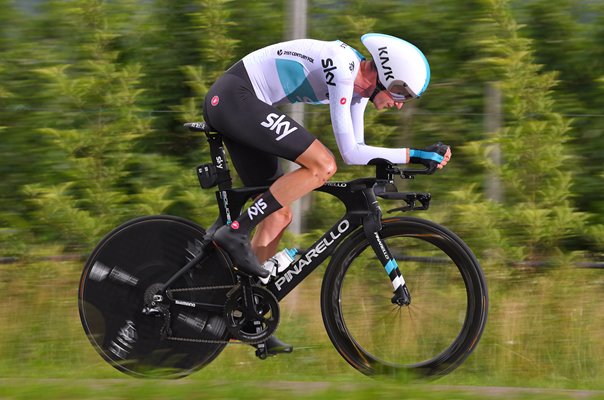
[23,0,174,250]
[1,0,602,263]
[519,0,604,227]
[0,1,30,256]
[451,0,595,265]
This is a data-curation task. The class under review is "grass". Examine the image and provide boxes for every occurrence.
[1,258,604,398]
[2,379,603,400]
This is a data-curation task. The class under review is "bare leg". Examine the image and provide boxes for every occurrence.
[251,207,292,262]
[251,139,336,260]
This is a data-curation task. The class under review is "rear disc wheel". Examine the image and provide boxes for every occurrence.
[79,215,235,378]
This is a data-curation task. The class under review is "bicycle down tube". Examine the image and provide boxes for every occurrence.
[210,181,401,302]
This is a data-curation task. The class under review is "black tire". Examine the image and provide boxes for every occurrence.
[321,217,488,378]
[79,215,235,379]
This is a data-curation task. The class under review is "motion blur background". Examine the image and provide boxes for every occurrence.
[1,0,604,397]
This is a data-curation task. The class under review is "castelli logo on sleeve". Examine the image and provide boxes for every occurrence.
[211,96,220,106]
[340,97,347,105]
[230,221,240,230]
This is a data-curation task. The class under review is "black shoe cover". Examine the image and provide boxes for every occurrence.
[265,335,293,355]
[213,225,269,278]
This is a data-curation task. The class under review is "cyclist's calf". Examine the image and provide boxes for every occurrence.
[268,206,293,228]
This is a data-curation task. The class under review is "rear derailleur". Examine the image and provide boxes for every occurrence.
[141,284,172,338]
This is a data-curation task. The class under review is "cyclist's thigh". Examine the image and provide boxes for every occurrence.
[223,136,283,187]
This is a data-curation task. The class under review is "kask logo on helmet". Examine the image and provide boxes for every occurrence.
[378,46,394,82]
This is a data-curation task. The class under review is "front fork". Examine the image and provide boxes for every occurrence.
[362,189,411,306]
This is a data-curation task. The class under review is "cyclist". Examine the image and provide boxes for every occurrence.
[203,33,451,356]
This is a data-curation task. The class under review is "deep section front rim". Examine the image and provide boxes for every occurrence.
[321,217,488,378]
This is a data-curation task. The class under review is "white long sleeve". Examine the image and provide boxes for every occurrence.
[328,80,408,165]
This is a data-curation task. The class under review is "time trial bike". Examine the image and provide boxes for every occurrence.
[78,122,488,379]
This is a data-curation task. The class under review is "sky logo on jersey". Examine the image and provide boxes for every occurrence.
[260,113,298,141]
[322,58,337,86]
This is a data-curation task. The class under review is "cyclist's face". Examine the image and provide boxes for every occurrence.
[354,61,404,110]
[353,61,377,97]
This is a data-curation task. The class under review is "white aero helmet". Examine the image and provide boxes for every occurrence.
[361,33,430,101]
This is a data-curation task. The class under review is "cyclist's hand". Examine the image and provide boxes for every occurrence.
[408,143,451,170]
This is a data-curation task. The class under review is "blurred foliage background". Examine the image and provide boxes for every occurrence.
[1,0,604,394]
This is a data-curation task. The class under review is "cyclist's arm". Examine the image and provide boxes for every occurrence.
[326,58,409,165]
[330,88,409,165]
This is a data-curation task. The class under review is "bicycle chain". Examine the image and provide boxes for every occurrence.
[164,284,263,345]
[166,284,236,294]
[165,335,249,345]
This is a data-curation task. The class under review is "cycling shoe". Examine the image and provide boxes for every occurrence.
[266,335,293,354]
[213,225,270,278]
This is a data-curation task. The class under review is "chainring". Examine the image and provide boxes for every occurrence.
[223,285,280,344]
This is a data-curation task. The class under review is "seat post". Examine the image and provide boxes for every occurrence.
[205,133,232,190]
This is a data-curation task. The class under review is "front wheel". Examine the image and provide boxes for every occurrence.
[321,217,488,378]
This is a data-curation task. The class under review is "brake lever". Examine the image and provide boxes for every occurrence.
[399,163,438,179]
[385,193,431,213]
[370,158,438,181]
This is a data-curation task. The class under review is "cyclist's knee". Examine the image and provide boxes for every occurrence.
[307,152,337,185]
[318,154,337,179]
[296,140,337,186]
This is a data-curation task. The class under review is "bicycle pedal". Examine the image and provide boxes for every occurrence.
[254,342,269,360]
[253,336,293,360]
